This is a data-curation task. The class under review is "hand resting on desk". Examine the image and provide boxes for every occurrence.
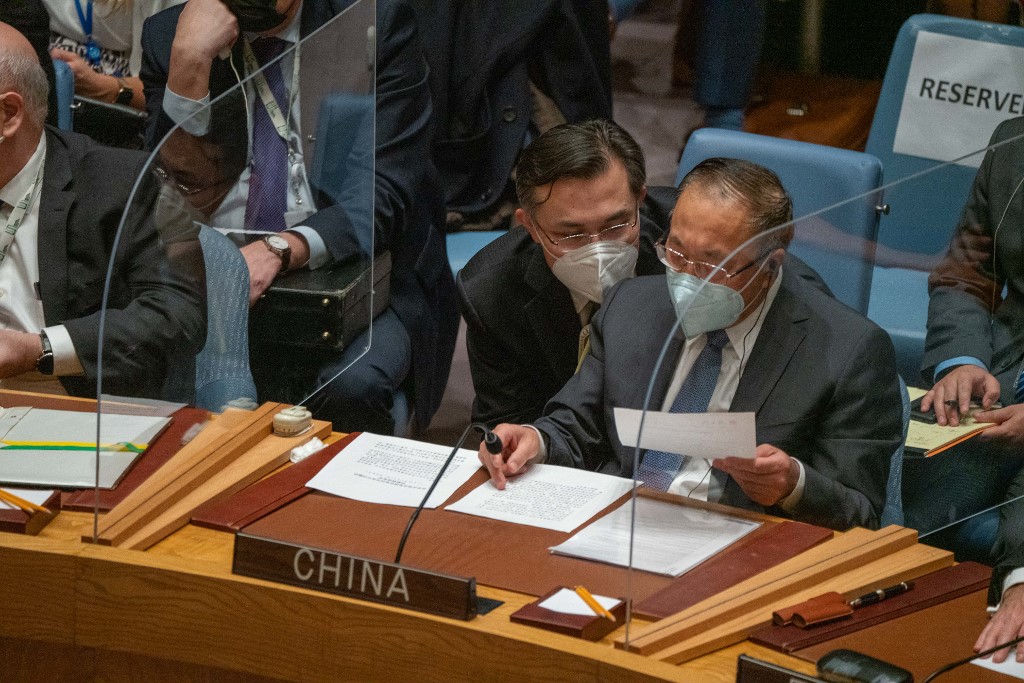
[478,424,541,490]
[976,584,1024,664]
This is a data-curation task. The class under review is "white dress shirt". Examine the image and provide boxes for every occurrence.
[161,4,330,269]
[0,135,83,394]
[661,268,805,509]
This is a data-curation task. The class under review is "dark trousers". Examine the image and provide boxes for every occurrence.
[252,307,412,435]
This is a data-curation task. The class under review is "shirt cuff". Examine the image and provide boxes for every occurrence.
[524,425,548,464]
[778,458,806,512]
[287,226,329,269]
[934,356,987,383]
[163,88,212,136]
[989,568,1024,614]
[43,325,84,377]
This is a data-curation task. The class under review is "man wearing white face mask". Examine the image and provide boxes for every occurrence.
[478,158,904,531]
[457,120,669,428]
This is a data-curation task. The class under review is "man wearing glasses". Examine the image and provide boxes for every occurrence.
[478,157,903,531]
[457,120,673,428]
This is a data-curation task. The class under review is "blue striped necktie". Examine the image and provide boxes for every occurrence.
[1015,364,1024,404]
[245,37,289,233]
[637,329,729,491]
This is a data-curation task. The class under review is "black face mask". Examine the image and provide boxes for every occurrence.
[224,0,288,33]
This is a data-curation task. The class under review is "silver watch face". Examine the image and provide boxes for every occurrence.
[266,235,289,250]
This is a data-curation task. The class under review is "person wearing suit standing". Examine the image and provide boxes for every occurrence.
[0,22,205,399]
[140,0,459,434]
[916,117,1024,664]
[478,158,903,531]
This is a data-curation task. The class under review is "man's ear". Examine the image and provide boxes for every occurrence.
[517,207,543,246]
[0,92,26,140]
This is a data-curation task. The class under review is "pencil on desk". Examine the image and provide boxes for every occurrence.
[575,585,617,622]
[0,488,49,514]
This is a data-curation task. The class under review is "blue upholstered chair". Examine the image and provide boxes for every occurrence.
[676,128,884,314]
[194,227,259,412]
[52,58,74,131]
[446,231,505,276]
[865,14,1024,382]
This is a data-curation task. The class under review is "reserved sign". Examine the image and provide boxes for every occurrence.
[233,532,479,620]
[893,31,1024,168]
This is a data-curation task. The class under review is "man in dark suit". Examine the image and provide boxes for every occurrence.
[457,121,668,428]
[479,158,903,531]
[140,0,459,434]
[0,22,205,400]
[916,117,1024,663]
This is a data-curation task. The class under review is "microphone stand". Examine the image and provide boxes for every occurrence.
[394,423,502,564]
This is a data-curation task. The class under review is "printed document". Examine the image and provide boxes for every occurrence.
[550,496,761,576]
[445,464,636,533]
[614,407,756,460]
[306,432,480,508]
[973,655,1024,680]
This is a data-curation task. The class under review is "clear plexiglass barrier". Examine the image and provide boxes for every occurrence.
[87,0,377,539]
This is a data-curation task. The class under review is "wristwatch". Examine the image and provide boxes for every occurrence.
[35,332,54,375]
[262,234,292,274]
[114,78,133,106]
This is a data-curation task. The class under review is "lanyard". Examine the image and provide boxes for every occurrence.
[242,39,305,206]
[73,0,102,66]
[0,163,43,268]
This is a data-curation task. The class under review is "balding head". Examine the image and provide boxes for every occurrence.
[0,22,49,130]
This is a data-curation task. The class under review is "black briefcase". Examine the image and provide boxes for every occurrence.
[250,251,391,352]
[72,95,147,150]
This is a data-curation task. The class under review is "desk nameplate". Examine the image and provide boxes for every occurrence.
[232,532,478,620]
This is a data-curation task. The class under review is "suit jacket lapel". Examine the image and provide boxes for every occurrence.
[730,269,810,415]
[37,130,73,328]
[523,248,582,377]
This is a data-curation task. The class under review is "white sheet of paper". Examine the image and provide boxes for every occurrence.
[613,407,756,460]
[973,655,1024,680]
[538,587,621,617]
[306,432,480,508]
[445,464,635,533]
[0,487,54,510]
[550,496,760,577]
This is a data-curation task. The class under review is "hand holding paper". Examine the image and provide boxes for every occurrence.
[713,444,802,507]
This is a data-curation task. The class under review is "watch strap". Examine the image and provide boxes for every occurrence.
[35,332,54,375]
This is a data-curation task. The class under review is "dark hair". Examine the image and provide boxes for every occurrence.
[515,119,646,213]
[677,158,794,250]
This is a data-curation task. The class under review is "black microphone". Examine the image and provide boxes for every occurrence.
[920,634,1024,682]
[393,423,503,564]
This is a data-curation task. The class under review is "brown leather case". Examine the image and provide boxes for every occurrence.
[510,586,627,641]
[190,432,362,531]
[241,472,677,601]
[751,562,993,653]
[0,490,61,535]
[633,520,834,620]
[60,407,209,512]
[773,592,852,628]
[793,588,1005,683]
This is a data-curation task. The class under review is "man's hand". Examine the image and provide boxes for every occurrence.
[975,584,1024,663]
[168,0,239,101]
[921,364,1000,426]
[976,404,1024,445]
[0,331,42,379]
[240,232,310,305]
[477,424,541,490]
[713,444,799,507]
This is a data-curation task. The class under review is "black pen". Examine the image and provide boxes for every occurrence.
[848,581,913,608]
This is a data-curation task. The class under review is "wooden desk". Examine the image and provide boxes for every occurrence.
[0,509,821,682]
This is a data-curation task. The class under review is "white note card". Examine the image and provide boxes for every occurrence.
[538,588,621,617]
[0,487,55,510]
[306,432,481,509]
[614,407,756,460]
[973,654,1024,680]
[445,464,636,533]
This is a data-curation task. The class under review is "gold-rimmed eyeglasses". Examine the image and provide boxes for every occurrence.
[656,239,770,280]
[534,206,640,252]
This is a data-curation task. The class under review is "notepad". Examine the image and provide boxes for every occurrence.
[0,407,170,488]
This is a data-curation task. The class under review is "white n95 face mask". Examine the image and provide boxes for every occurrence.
[551,240,639,304]
[666,259,768,338]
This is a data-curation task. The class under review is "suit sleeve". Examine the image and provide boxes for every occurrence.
[533,283,622,474]
[922,122,1006,381]
[303,0,434,267]
[61,160,207,399]
[789,324,902,530]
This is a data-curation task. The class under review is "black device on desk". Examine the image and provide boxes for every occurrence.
[909,396,937,424]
